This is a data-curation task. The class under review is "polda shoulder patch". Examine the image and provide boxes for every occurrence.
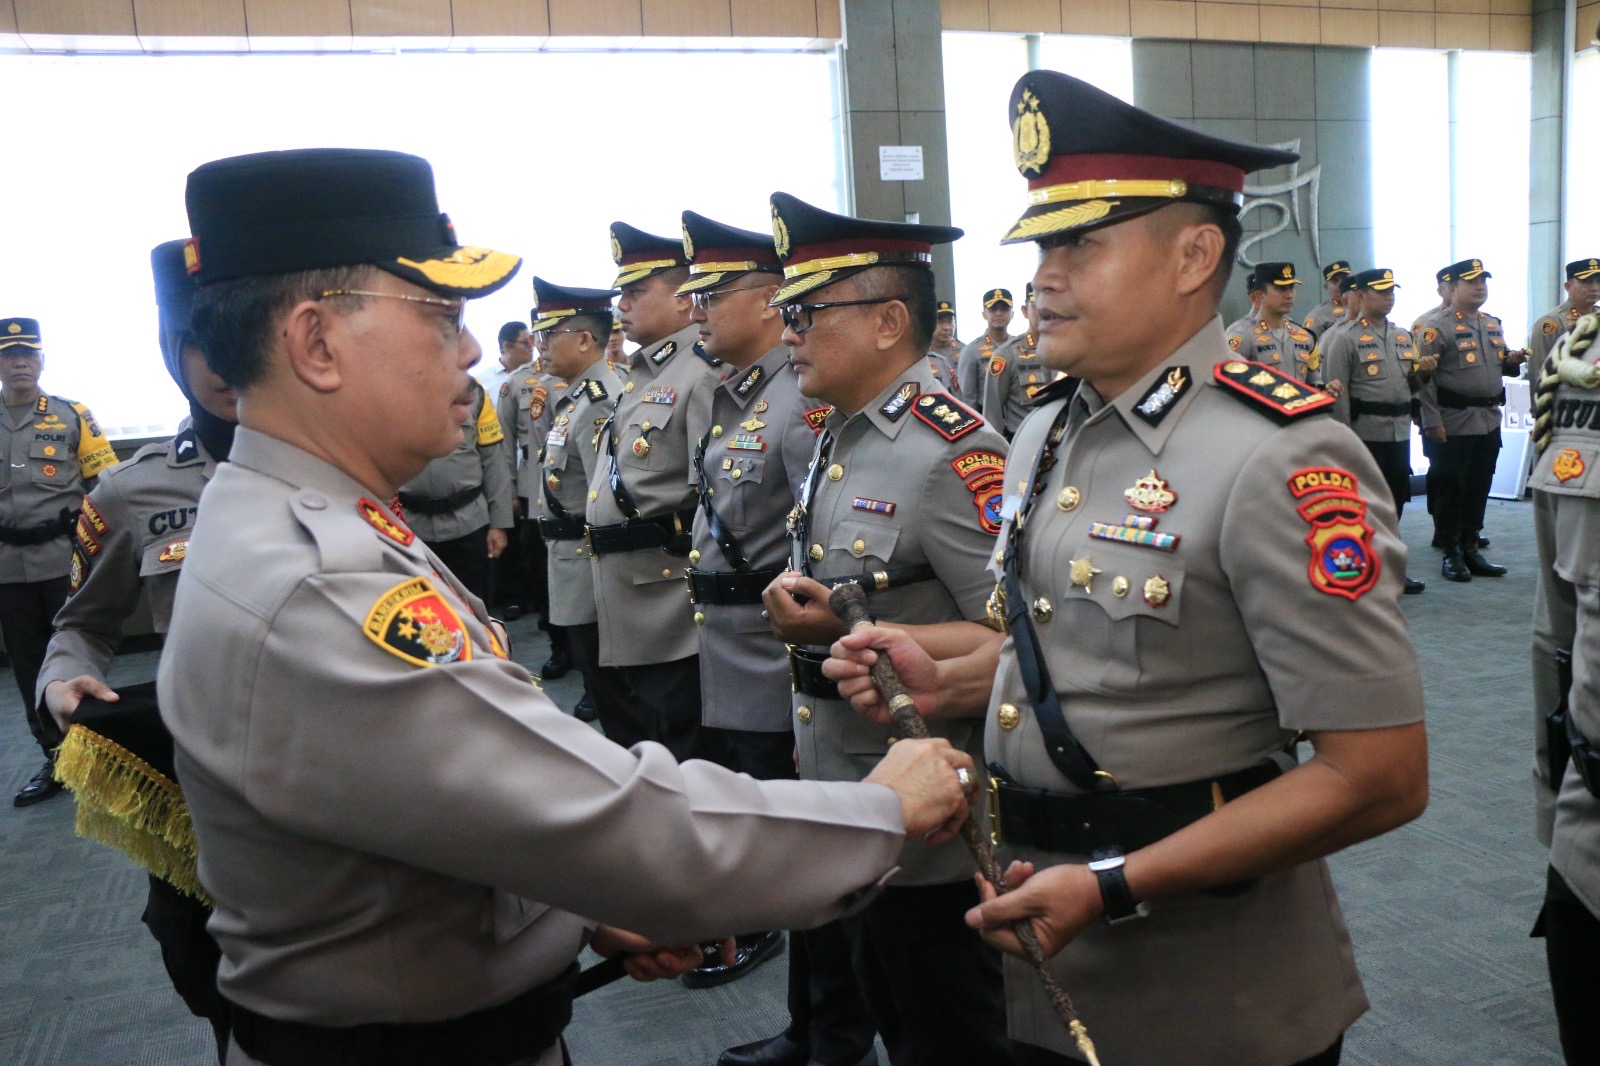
[1213,360,1334,421]
[911,393,983,441]
[363,576,474,668]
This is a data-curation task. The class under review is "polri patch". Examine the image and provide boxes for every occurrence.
[363,576,474,668]
[1554,448,1586,483]
[1297,493,1380,601]
[990,357,1007,376]
[1132,366,1190,426]
[912,394,982,441]
[358,497,416,547]
[974,484,1004,535]
[1213,360,1334,421]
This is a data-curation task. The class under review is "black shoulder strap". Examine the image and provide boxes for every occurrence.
[692,432,752,571]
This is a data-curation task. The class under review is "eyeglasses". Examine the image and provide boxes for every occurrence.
[318,289,467,334]
[534,328,590,344]
[689,285,772,311]
[780,296,908,335]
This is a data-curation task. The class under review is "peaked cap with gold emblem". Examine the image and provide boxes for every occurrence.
[1255,261,1301,287]
[936,300,956,318]
[0,316,42,352]
[610,221,689,288]
[530,277,618,334]
[1322,260,1352,282]
[1002,69,1297,244]
[676,211,782,296]
[1440,258,1491,282]
[1349,268,1399,292]
[184,149,520,298]
[1567,258,1600,281]
[767,191,963,305]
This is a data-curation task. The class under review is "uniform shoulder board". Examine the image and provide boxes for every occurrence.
[691,341,721,367]
[650,340,678,366]
[1029,375,1079,407]
[911,392,983,441]
[1214,360,1334,421]
[1289,325,1312,342]
[803,406,832,433]
[584,378,609,403]
[171,426,202,464]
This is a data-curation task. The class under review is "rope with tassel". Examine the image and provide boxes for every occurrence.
[827,582,1102,1066]
[1532,312,1600,456]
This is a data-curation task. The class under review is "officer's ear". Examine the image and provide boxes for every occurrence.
[872,299,911,353]
[1171,220,1226,300]
[280,298,343,395]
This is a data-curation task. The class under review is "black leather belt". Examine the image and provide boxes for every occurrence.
[687,566,784,606]
[788,647,841,701]
[396,486,481,516]
[0,508,75,546]
[585,509,695,557]
[1349,398,1411,418]
[537,514,586,541]
[1436,385,1504,410]
[987,760,1284,858]
[229,962,577,1066]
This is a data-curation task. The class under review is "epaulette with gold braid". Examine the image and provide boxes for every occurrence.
[1213,359,1334,421]
[911,392,983,441]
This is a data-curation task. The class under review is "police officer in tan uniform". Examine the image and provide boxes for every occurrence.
[585,222,725,758]
[827,72,1428,1066]
[1528,313,1600,1064]
[931,300,962,362]
[956,288,1015,406]
[984,282,1060,439]
[163,147,975,1066]
[1530,259,1600,384]
[0,316,118,805]
[1415,258,1525,582]
[763,192,1016,1066]
[38,239,236,1059]
[396,375,513,602]
[1302,260,1352,339]
[529,279,635,738]
[1320,268,1435,595]
[1224,262,1319,384]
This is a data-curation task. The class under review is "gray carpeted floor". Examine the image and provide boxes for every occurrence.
[0,498,1567,1064]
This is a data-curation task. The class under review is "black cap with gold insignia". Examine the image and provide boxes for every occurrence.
[1440,258,1490,282]
[936,300,956,318]
[184,149,520,298]
[1024,281,1036,303]
[530,277,619,334]
[1002,69,1297,244]
[610,222,689,288]
[0,317,42,352]
[767,192,963,305]
[1567,258,1600,281]
[983,287,1013,308]
[1350,268,1399,292]
[1257,262,1301,287]
[676,211,782,296]
[1322,260,1352,282]
[1340,273,1360,294]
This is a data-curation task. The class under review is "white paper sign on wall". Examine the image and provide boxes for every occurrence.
[879,146,924,181]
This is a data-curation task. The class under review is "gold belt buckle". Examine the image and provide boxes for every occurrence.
[986,775,1003,848]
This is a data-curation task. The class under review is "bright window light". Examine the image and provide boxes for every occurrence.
[1568,51,1599,262]
[0,50,842,439]
[1454,50,1531,345]
[1370,48,1450,333]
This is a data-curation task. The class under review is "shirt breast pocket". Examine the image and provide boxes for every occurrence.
[624,404,676,473]
[1050,540,1186,693]
[824,518,900,573]
[29,440,73,485]
[714,456,768,529]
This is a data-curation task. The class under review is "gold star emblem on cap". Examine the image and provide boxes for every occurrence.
[771,203,791,259]
[1012,88,1051,176]
[681,223,694,260]
[5,323,18,334]
[610,232,623,264]
[1069,556,1101,593]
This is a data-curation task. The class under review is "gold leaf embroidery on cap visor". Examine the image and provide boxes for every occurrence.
[1003,200,1118,242]
[394,247,519,290]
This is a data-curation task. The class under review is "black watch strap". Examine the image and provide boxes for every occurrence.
[1089,847,1149,926]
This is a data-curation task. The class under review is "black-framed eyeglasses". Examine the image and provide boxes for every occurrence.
[318,289,467,334]
[780,296,908,335]
[690,285,772,311]
[534,328,591,345]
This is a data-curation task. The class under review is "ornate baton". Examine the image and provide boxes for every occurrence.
[828,582,1101,1065]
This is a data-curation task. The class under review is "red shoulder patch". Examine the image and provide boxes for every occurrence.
[1288,467,1359,498]
[803,406,832,433]
[1213,360,1334,420]
[80,496,108,535]
[363,576,473,667]
[74,513,101,556]
[952,451,1005,483]
[911,394,982,441]
[358,497,415,547]
[1296,492,1380,601]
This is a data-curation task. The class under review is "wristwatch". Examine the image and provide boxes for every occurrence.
[1088,847,1150,926]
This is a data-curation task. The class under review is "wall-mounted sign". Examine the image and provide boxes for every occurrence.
[879,145,924,181]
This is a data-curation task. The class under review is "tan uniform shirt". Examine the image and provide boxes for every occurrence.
[37,422,216,699]
[1530,302,1586,384]
[498,369,567,502]
[987,319,1424,1063]
[586,323,721,666]
[1224,316,1321,385]
[981,332,1057,438]
[792,364,1006,885]
[538,362,623,628]
[1321,317,1422,443]
[693,346,818,732]
[1415,307,1513,436]
[925,350,958,395]
[956,333,1011,408]
[1530,356,1600,914]
[0,393,117,582]
[159,426,905,1027]
[397,383,514,543]
[1302,299,1342,339]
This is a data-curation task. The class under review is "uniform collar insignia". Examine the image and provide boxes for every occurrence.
[1131,366,1190,427]
[173,427,200,463]
[649,339,678,366]
[584,378,609,403]
[880,381,919,421]
[733,364,764,399]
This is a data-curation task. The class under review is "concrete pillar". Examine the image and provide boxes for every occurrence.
[836,0,956,297]
[1527,0,1569,319]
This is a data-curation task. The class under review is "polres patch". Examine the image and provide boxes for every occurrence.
[363,577,474,668]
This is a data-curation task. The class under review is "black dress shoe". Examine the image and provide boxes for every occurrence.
[1462,549,1507,577]
[1478,535,1491,548]
[14,760,63,807]
[501,603,525,621]
[717,1034,878,1066]
[573,694,598,722]
[1403,576,1426,595]
[539,652,572,680]
[1441,553,1472,583]
[682,930,785,989]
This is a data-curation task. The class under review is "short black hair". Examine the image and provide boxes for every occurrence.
[852,265,937,354]
[499,321,529,348]
[190,265,376,389]
[566,311,613,342]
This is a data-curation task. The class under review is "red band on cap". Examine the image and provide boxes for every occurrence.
[1031,153,1247,194]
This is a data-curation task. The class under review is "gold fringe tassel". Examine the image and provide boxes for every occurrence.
[53,725,210,903]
